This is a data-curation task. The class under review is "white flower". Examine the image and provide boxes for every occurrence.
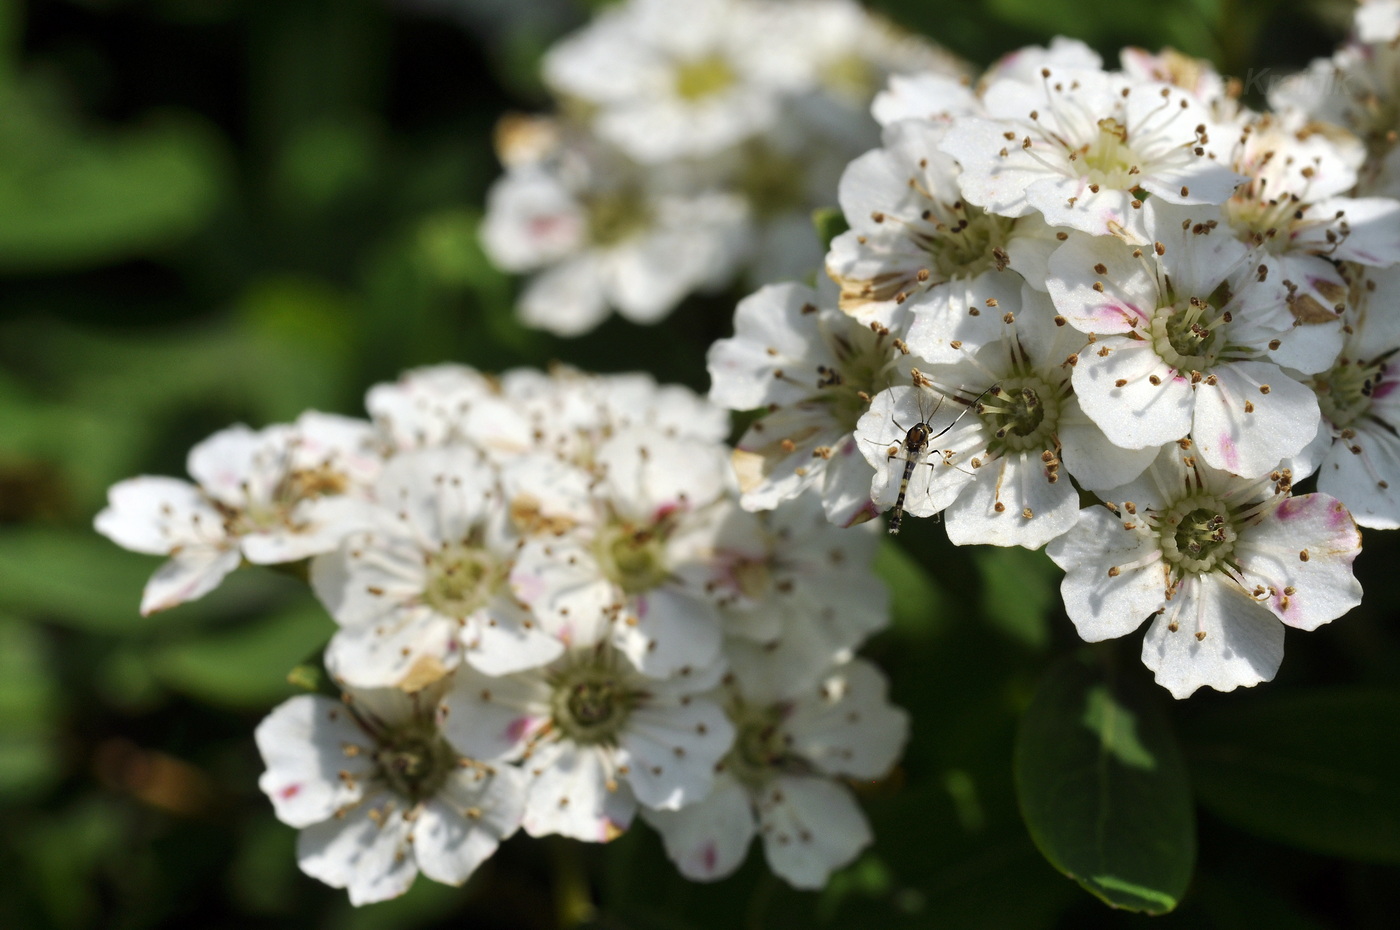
[1046,445,1363,698]
[1218,113,1400,369]
[95,412,381,614]
[1046,201,1319,478]
[1307,266,1400,528]
[255,684,525,905]
[480,138,746,336]
[508,428,737,678]
[1118,46,1243,124]
[1357,0,1400,44]
[855,286,1153,544]
[438,637,734,842]
[825,117,1049,334]
[541,0,787,164]
[707,281,906,526]
[643,650,907,889]
[940,64,1245,236]
[710,491,889,663]
[313,448,564,692]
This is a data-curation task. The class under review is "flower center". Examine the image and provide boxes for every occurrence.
[725,704,792,787]
[584,191,651,247]
[1079,118,1141,189]
[549,658,639,746]
[1312,355,1388,428]
[1158,493,1239,575]
[674,54,735,101]
[375,724,456,803]
[979,376,1060,454]
[819,323,902,431]
[596,519,672,594]
[921,205,1014,282]
[424,541,499,617]
[1150,285,1232,371]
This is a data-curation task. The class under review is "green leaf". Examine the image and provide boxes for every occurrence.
[0,101,227,272]
[874,538,947,637]
[151,602,333,708]
[0,614,61,799]
[812,206,850,252]
[1186,688,1400,864]
[975,546,1056,649]
[1014,654,1196,913]
[0,526,159,633]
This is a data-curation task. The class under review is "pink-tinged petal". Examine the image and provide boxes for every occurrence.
[1192,361,1319,478]
[1047,235,1156,336]
[295,799,418,905]
[255,694,372,828]
[1297,196,1400,267]
[140,547,243,615]
[521,742,635,842]
[757,775,871,890]
[1317,420,1400,530]
[439,667,551,762]
[1047,507,1165,642]
[642,772,756,882]
[1140,577,1284,699]
[1235,493,1362,631]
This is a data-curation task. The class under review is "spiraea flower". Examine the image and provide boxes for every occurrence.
[508,428,740,677]
[1046,201,1319,478]
[540,0,786,165]
[707,281,908,526]
[439,633,734,843]
[255,684,526,905]
[855,286,1154,545]
[479,128,746,336]
[312,448,564,692]
[1305,266,1400,528]
[95,411,381,614]
[940,62,1246,236]
[709,491,889,664]
[824,116,1054,336]
[643,648,907,888]
[1046,445,1362,698]
[1218,112,1400,368]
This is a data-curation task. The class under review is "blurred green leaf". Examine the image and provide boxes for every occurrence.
[0,94,228,272]
[812,206,849,252]
[0,614,61,799]
[151,600,333,708]
[1014,655,1196,913]
[0,526,159,633]
[874,538,947,638]
[1187,689,1400,864]
[975,546,1055,650]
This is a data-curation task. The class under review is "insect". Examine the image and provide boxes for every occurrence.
[883,374,998,535]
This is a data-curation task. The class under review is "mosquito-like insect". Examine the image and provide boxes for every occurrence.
[883,374,998,535]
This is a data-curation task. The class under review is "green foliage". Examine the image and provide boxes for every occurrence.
[1014,655,1196,913]
[1187,688,1400,864]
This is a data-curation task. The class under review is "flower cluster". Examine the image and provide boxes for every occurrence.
[479,0,964,335]
[706,24,1393,698]
[97,364,906,902]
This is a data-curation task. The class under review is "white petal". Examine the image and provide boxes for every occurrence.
[139,547,243,615]
[1046,506,1164,642]
[296,799,418,905]
[1235,493,1362,630]
[1140,577,1284,699]
[757,775,871,890]
[522,742,636,842]
[642,771,756,882]
[1192,360,1319,478]
[414,764,526,885]
[255,695,372,828]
